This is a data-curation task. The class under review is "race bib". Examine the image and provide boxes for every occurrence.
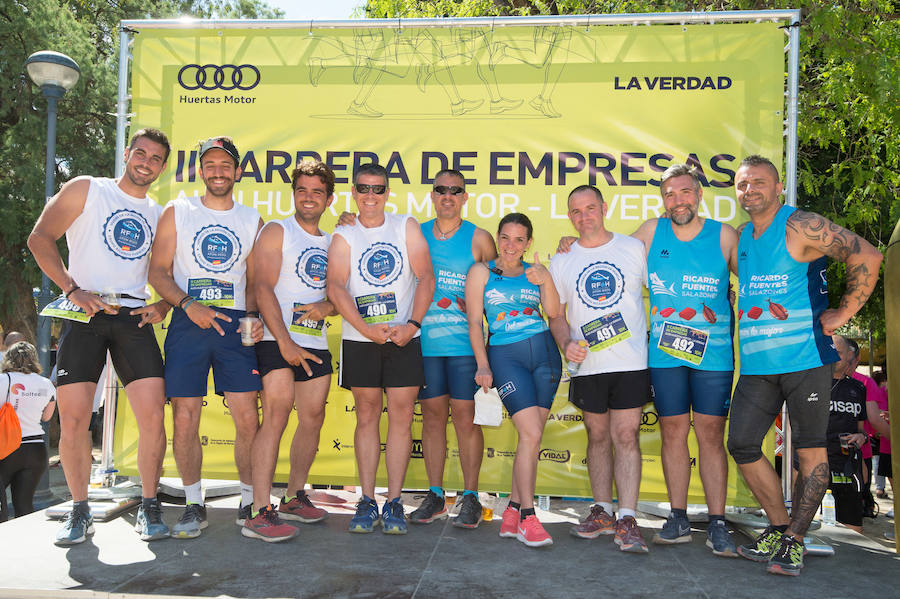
[40,296,91,323]
[355,292,398,324]
[188,277,235,307]
[290,302,325,337]
[657,321,708,365]
[581,312,631,351]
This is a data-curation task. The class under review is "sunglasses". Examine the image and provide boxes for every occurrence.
[355,183,387,194]
[433,185,465,196]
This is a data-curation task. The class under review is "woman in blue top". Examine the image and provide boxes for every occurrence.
[465,212,562,547]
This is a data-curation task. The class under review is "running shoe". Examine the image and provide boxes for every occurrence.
[349,496,380,533]
[54,508,94,546]
[570,504,616,539]
[382,498,408,535]
[766,534,804,576]
[453,493,483,529]
[706,520,737,557]
[278,491,328,523]
[135,499,170,541]
[499,506,519,538]
[241,505,298,543]
[409,490,448,524]
[516,514,553,547]
[652,513,691,544]
[737,525,783,562]
[172,503,208,539]
[235,503,252,526]
[614,516,649,553]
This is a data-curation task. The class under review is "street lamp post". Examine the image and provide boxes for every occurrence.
[25,50,80,509]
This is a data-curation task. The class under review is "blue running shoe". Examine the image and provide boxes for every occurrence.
[349,496,380,533]
[652,514,691,544]
[706,520,737,557]
[382,498,408,535]
[55,508,95,546]
[135,499,170,541]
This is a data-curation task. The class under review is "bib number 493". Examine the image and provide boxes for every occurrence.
[198,287,223,301]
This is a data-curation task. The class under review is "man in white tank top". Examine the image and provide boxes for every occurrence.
[327,163,435,534]
[149,137,264,539]
[28,128,173,545]
[243,160,338,542]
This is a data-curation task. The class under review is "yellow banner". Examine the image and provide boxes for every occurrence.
[115,21,783,506]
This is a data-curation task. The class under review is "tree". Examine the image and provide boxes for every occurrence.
[0,0,282,341]
[364,0,899,349]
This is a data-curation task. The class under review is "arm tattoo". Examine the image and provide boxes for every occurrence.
[787,462,829,537]
[839,259,876,314]
[786,211,861,262]
[787,210,876,314]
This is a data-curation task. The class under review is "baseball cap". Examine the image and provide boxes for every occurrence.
[198,136,240,166]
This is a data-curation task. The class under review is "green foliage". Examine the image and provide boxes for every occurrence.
[0,0,282,339]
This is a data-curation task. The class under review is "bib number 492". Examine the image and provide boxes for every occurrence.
[671,337,695,353]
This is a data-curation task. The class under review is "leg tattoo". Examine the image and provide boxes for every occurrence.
[788,462,828,537]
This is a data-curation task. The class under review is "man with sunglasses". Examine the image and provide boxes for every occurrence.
[327,163,435,534]
[404,170,497,528]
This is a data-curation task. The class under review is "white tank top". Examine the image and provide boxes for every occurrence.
[261,217,330,350]
[65,177,162,307]
[333,213,418,343]
[549,234,649,375]
[3,372,55,441]
[172,196,259,311]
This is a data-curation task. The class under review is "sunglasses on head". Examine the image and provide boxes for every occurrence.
[433,185,465,196]
[355,183,387,194]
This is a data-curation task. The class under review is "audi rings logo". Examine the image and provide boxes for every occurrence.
[641,410,659,426]
[178,64,261,91]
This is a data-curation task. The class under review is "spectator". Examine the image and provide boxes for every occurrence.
[0,342,56,522]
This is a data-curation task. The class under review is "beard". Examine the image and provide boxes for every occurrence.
[669,207,697,225]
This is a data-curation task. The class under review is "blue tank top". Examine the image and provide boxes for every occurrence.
[737,205,838,375]
[420,220,476,356]
[483,260,548,346]
[648,219,733,371]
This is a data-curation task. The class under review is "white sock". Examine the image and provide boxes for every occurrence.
[184,481,203,505]
[598,501,615,516]
[619,508,636,519]
[240,483,253,507]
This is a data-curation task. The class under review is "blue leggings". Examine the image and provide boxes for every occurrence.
[488,330,562,415]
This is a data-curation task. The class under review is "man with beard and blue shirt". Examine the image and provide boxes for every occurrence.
[631,164,739,557]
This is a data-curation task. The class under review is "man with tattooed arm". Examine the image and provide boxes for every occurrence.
[726,155,882,575]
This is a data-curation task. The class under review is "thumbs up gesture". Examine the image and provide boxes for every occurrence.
[525,252,550,286]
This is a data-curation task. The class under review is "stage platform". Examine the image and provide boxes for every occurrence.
[0,490,896,599]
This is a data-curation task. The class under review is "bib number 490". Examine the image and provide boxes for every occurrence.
[366,303,388,317]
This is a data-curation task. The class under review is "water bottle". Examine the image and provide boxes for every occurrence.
[821,490,836,526]
[567,340,589,376]
[537,495,550,511]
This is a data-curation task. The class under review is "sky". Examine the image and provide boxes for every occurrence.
[265,0,365,20]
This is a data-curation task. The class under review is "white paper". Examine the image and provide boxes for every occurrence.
[473,387,503,427]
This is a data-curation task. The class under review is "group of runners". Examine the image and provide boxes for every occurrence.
[27,128,882,577]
